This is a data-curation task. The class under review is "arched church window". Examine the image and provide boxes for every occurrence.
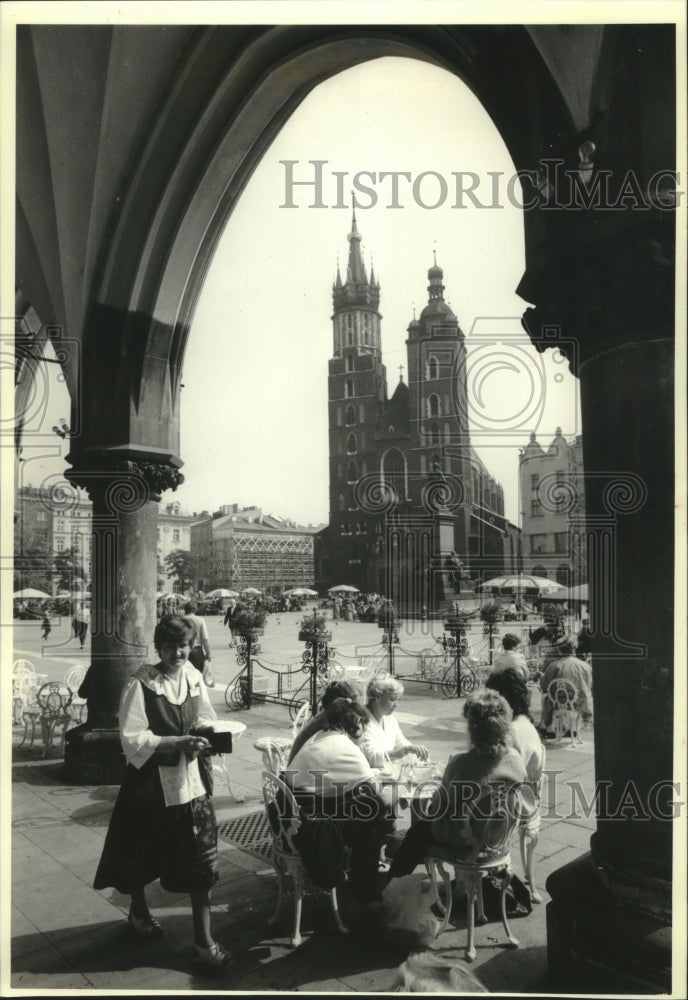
[347,460,358,483]
[388,425,395,434]
[427,356,439,380]
[345,355,354,372]
[345,404,355,426]
[429,421,440,445]
[345,378,354,398]
[383,448,407,501]
[444,422,451,444]
[427,394,440,418]
[346,433,357,454]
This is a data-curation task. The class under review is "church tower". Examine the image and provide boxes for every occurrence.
[326,212,386,588]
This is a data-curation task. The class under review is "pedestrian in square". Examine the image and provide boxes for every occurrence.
[94,614,231,968]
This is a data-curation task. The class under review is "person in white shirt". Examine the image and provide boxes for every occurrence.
[359,674,429,769]
[287,698,390,905]
[492,633,529,682]
[93,615,231,969]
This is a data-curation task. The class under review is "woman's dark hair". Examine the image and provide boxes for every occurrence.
[502,633,521,650]
[462,691,513,758]
[154,614,192,653]
[320,680,361,711]
[325,698,369,739]
[486,668,532,720]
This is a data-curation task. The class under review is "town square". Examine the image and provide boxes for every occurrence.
[3,3,686,996]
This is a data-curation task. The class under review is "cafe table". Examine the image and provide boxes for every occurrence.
[211,719,247,803]
[378,762,442,823]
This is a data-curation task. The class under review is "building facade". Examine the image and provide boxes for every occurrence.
[190,504,319,594]
[318,214,510,610]
[519,429,586,587]
[14,486,200,595]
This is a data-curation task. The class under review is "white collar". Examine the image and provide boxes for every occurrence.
[135,662,202,699]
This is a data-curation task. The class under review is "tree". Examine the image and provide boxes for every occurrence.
[53,546,86,592]
[14,529,52,593]
[164,549,196,592]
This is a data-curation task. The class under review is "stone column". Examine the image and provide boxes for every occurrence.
[63,458,183,784]
[521,225,675,992]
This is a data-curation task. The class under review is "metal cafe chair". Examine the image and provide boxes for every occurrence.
[547,678,584,747]
[425,782,522,962]
[518,743,546,903]
[261,770,348,948]
[20,681,75,758]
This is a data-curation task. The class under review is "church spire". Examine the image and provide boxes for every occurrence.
[346,207,368,284]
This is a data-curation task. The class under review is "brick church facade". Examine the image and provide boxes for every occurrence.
[316,214,509,612]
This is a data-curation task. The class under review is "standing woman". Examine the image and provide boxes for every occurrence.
[94,615,231,968]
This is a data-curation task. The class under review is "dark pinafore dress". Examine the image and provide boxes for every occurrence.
[94,676,219,894]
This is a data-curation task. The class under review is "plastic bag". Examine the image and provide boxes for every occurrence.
[392,951,488,993]
[381,872,440,948]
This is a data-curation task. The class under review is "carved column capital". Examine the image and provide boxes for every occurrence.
[65,457,184,512]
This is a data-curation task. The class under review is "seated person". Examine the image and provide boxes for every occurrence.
[386,691,527,878]
[286,699,390,905]
[287,679,363,763]
[486,668,542,785]
[359,674,429,769]
[492,634,529,682]
[539,637,593,734]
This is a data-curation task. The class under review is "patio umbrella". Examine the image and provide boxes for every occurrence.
[328,584,360,594]
[13,588,51,599]
[206,588,240,599]
[283,587,318,597]
[564,583,588,602]
[240,587,262,596]
[477,575,566,595]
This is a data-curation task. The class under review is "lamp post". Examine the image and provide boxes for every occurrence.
[377,603,400,676]
[442,618,471,697]
[299,610,333,711]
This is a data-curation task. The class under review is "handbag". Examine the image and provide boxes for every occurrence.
[380,873,440,948]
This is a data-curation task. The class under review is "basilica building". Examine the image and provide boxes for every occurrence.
[316,214,511,611]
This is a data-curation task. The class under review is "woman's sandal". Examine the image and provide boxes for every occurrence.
[127,908,163,937]
[191,941,233,969]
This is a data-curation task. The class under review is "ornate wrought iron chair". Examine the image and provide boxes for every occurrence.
[12,659,38,725]
[424,782,522,962]
[20,681,75,757]
[64,664,87,722]
[291,700,312,740]
[547,678,583,747]
[518,743,546,903]
[261,770,348,948]
[256,737,291,775]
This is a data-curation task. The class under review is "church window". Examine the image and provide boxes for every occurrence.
[429,421,440,445]
[345,404,355,426]
[345,378,354,398]
[338,493,345,511]
[427,394,440,418]
[531,500,543,517]
[347,328,353,346]
[346,433,357,454]
[383,448,407,500]
[427,356,439,380]
[359,404,365,423]
[444,423,451,444]
[357,521,367,534]
[361,459,367,475]
[345,355,354,372]
[347,460,358,483]
[388,425,395,434]
[531,474,539,490]
[419,454,426,475]
[337,461,343,479]
[336,406,342,426]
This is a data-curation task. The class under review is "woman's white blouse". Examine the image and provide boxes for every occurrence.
[288,730,378,796]
[359,711,409,768]
[119,662,217,807]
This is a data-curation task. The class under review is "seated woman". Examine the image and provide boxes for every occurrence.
[287,679,362,764]
[287,698,391,905]
[359,674,429,769]
[386,691,527,878]
[486,668,543,785]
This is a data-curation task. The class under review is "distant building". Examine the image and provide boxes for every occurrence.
[519,429,586,587]
[316,213,510,610]
[14,485,201,595]
[190,504,320,594]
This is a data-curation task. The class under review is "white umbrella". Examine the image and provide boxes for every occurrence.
[477,575,566,595]
[564,583,588,601]
[328,584,360,594]
[13,588,51,599]
[241,587,262,596]
[283,587,318,597]
[206,588,240,599]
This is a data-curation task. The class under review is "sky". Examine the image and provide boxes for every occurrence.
[21,56,579,527]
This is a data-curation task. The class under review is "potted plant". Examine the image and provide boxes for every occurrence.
[542,602,567,639]
[298,613,331,643]
[377,602,398,629]
[231,605,266,638]
[479,600,502,625]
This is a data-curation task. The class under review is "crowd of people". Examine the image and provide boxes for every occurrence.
[88,599,595,969]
